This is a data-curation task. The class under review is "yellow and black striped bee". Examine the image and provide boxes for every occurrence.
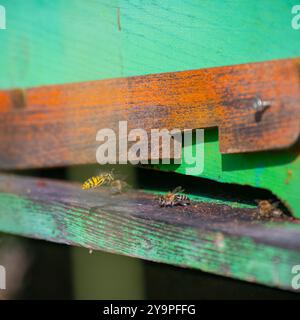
[158,186,191,207]
[82,170,114,190]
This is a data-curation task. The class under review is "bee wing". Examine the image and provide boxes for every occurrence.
[96,168,109,175]
[110,168,116,178]
[101,168,126,181]
[172,186,184,194]
[114,172,128,181]
[272,201,280,208]
[121,180,131,188]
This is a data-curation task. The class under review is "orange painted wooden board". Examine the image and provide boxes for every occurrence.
[0,58,300,169]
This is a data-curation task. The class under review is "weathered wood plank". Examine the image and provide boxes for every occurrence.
[0,173,300,291]
[0,58,300,169]
[1,1,300,218]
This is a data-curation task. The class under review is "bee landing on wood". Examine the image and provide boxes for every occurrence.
[256,200,283,218]
[158,186,191,207]
[82,170,114,190]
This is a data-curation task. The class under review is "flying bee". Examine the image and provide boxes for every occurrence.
[158,186,191,207]
[256,200,283,218]
[110,179,131,194]
[82,170,114,190]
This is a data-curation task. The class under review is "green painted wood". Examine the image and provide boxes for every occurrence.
[0,0,300,89]
[0,173,300,291]
[155,129,300,218]
[0,1,299,216]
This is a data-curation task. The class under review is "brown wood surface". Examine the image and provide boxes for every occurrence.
[0,173,300,291]
[0,58,300,169]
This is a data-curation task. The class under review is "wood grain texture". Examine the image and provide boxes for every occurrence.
[0,173,300,291]
[0,58,300,169]
[1,1,300,219]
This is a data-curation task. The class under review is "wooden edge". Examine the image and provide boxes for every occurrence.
[0,173,300,291]
[0,58,300,169]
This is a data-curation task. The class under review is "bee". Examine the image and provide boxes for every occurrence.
[82,170,114,190]
[158,186,191,207]
[110,179,130,194]
[256,200,283,218]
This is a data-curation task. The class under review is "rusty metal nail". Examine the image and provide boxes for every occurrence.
[253,97,271,112]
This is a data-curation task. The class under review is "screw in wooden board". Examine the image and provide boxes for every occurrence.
[253,97,271,122]
[253,97,271,112]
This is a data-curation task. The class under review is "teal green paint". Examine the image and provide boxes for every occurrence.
[0,0,300,89]
[0,193,60,239]
[155,129,300,217]
[0,0,121,89]
[0,2,299,215]
[0,190,299,290]
[0,0,299,291]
